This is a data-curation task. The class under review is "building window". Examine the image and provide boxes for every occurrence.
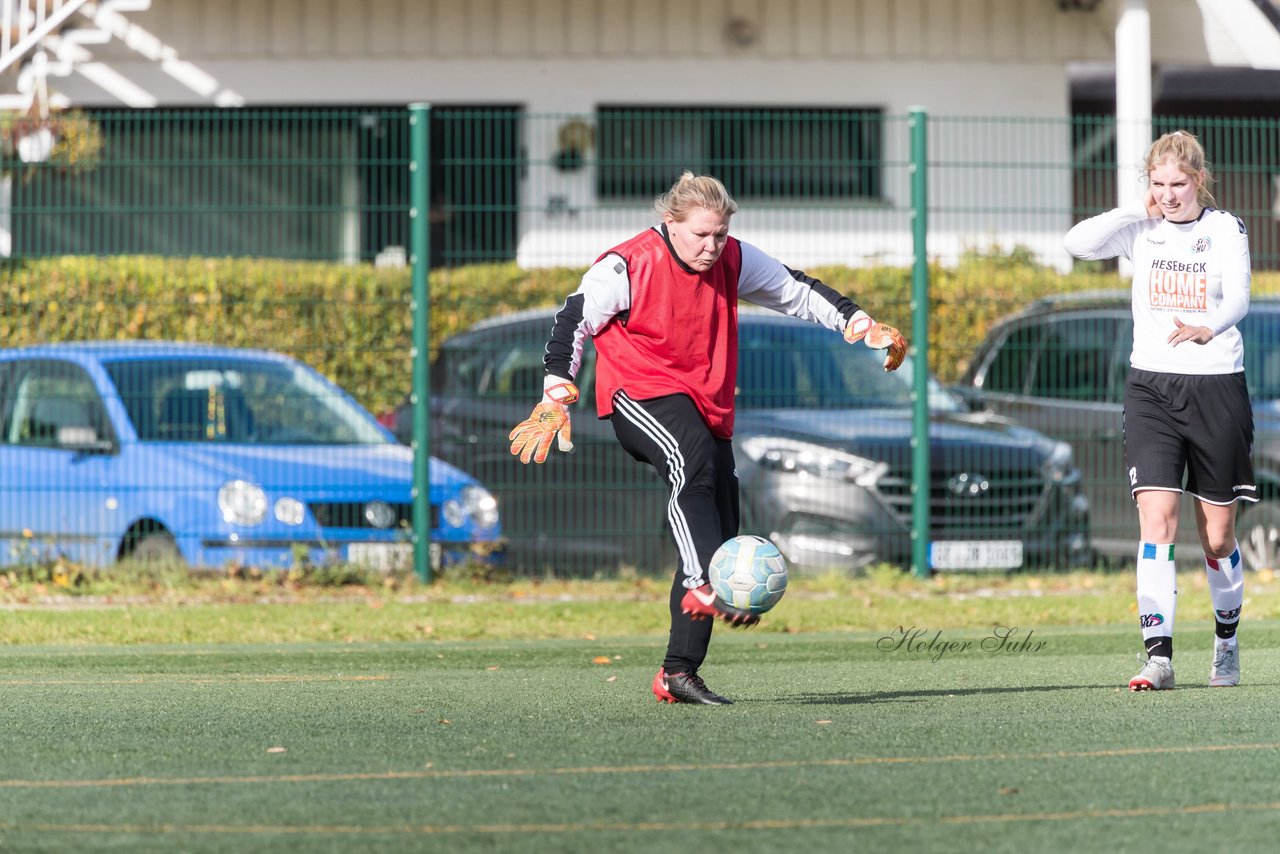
[596,107,882,202]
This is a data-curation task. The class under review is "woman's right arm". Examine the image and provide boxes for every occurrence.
[1063,198,1152,261]
[543,254,630,386]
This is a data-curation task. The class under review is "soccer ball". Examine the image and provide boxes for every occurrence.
[708,535,788,615]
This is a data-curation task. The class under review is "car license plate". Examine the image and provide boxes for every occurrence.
[929,540,1024,571]
[347,543,415,572]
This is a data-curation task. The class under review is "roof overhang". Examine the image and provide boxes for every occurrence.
[1195,0,1280,69]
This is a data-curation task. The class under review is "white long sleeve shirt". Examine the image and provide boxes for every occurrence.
[1064,200,1251,375]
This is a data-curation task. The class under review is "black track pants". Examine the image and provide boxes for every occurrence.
[610,392,739,674]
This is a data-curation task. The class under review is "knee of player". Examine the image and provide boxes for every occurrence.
[1136,504,1178,542]
[1201,534,1238,560]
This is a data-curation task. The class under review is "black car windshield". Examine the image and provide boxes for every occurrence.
[105,357,389,445]
[736,321,961,412]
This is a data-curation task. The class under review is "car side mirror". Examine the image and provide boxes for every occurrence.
[58,426,115,455]
[947,385,987,413]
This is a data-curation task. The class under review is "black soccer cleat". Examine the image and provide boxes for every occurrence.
[652,667,734,705]
[680,583,760,627]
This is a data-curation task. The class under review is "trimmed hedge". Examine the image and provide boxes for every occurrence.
[1,256,416,416]
[2,254,1276,415]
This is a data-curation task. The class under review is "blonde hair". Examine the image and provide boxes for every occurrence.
[1144,130,1216,208]
[653,171,738,221]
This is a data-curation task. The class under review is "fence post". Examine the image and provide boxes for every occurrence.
[909,107,931,578]
[409,102,433,582]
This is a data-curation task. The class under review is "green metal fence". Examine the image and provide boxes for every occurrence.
[1,107,1277,579]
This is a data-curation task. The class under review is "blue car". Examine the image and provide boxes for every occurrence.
[0,342,501,572]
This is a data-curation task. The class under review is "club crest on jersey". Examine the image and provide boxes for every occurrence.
[1140,613,1164,629]
[1191,237,1211,253]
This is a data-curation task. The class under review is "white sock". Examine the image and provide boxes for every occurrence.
[1206,544,1244,637]
[1136,542,1177,650]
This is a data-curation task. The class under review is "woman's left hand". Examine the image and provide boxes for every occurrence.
[1168,317,1213,346]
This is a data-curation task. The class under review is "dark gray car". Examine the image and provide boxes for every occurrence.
[391,308,1091,576]
[956,293,1280,571]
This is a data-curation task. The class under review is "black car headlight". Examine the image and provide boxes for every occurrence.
[1041,440,1081,485]
[740,437,887,486]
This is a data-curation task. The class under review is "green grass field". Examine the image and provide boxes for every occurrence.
[4,581,1280,853]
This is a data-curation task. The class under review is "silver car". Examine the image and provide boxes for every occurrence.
[391,308,1091,574]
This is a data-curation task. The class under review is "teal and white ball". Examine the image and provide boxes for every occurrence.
[708,535,788,615]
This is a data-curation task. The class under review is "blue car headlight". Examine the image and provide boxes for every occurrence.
[274,497,307,526]
[218,480,268,526]
[740,436,888,486]
[443,484,499,530]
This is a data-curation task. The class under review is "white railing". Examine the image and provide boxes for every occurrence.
[0,0,92,76]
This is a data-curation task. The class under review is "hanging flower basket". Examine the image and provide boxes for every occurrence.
[1,107,103,177]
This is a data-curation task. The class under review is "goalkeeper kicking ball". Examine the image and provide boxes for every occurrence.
[708,535,788,615]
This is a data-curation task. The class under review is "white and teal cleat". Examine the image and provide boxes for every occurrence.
[1128,655,1175,691]
[1209,640,1240,688]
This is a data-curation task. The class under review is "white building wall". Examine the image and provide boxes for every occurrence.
[510,60,1075,268]
[16,0,1213,269]
[100,1,1118,67]
[61,0,1127,108]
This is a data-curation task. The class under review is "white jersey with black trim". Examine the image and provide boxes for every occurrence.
[1064,201,1251,375]
[735,240,858,330]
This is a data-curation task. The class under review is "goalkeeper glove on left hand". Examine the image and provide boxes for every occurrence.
[509,381,579,464]
[844,311,907,372]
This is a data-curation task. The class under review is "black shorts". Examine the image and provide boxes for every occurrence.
[1123,368,1257,505]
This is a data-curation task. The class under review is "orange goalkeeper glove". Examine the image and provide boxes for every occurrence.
[509,381,579,464]
[844,311,907,372]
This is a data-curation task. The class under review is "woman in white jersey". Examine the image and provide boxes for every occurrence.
[1065,130,1255,692]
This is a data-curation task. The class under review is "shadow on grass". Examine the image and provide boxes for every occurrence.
[779,684,1120,704]
[780,682,1258,704]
